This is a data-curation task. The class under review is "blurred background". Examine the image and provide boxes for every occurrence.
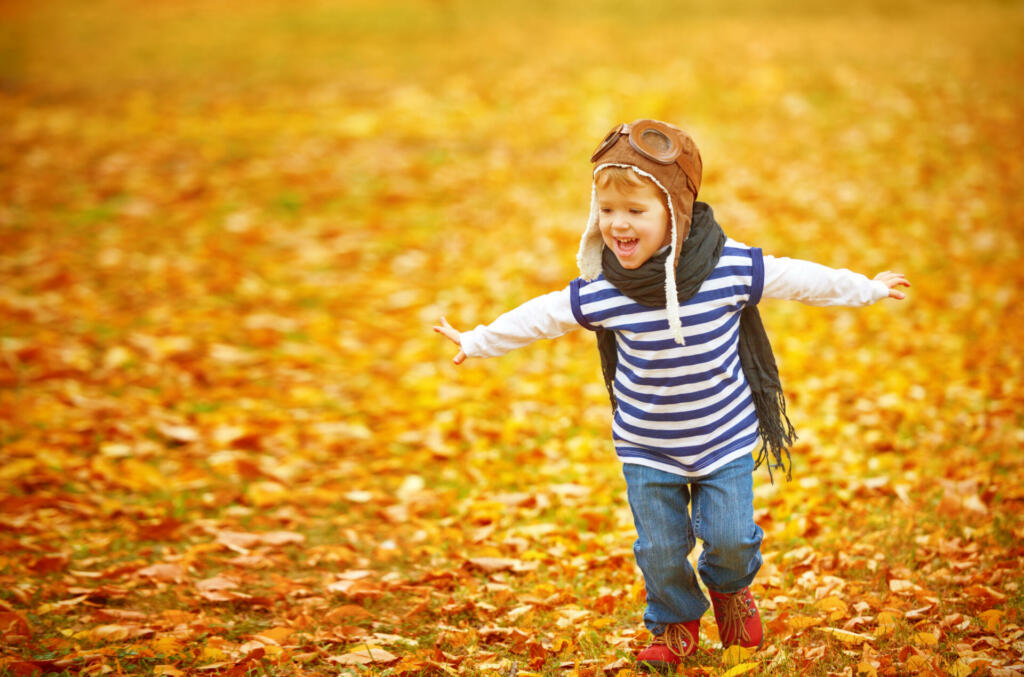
[1,0,1022,672]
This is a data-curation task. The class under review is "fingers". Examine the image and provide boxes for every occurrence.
[875,271,910,300]
[876,271,911,286]
[432,316,462,346]
[433,317,467,363]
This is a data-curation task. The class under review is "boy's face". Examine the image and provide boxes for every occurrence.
[596,178,671,270]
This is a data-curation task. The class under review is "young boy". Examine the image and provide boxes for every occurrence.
[433,119,909,672]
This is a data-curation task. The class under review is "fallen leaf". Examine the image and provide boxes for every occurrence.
[721,662,759,676]
[820,627,876,644]
[137,563,187,583]
[328,647,399,665]
[978,609,1003,631]
[196,576,239,592]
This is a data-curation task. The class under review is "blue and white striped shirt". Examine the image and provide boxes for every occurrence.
[569,240,763,475]
[459,242,889,478]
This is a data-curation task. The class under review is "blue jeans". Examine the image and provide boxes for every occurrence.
[623,453,763,633]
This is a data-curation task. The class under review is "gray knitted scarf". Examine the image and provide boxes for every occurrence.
[597,201,795,481]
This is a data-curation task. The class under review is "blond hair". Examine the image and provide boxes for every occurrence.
[594,166,648,192]
[595,166,669,213]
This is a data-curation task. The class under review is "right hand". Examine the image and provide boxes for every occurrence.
[433,316,468,365]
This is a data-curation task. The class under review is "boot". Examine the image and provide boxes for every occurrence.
[636,619,700,673]
[709,586,763,649]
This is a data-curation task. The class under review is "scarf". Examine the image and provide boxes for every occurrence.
[596,202,796,481]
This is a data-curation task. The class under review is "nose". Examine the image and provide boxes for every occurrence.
[609,211,631,231]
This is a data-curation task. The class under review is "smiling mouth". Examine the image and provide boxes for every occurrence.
[616,238,639,256]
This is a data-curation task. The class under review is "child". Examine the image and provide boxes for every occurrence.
[433,119,909,672]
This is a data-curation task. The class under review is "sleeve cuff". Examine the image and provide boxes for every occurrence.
[459,328,484,358]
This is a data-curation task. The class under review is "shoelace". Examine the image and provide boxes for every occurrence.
[718,591,756,645]
[652,623,695,657]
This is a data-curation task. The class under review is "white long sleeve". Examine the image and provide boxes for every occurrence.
[460,286,580,358]
[459,257,887,358]
[762,255,889,306]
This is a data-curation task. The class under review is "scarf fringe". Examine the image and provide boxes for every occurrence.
[753,388,796,483]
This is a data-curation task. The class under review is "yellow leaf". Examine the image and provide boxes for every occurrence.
[820,627,875,644]
[817,596,849,621]
[201,646,226,661]
[856,660,878,677]
[948,659,973,677]
[787,614,823,631]
[978,609,1002,632]
[721,662,759,677]
[906,654,928,672]
[258,626,293,643]
[913,632,938,646]
[875,611,898,637]
[121,458,166,490]
[153,667,184,677]
[246,481,289,508]
[0,459,37,481]
[153,636,183,654]
[722,645,756,667]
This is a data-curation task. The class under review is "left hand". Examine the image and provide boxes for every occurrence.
[874,271,910,300]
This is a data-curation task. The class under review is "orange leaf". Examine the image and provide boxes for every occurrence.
[0,612,31,638]
[137,563,187,583]
[978,609,1003,631]
[329,647,399,665]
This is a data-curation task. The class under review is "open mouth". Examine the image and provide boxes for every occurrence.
[616,238,639,256]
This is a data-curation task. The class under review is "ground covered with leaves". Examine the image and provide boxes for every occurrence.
[1,0,1023,675]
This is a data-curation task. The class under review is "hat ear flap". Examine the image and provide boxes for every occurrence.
[577,182,604,281]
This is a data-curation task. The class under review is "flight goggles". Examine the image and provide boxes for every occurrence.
[590,120,699,191]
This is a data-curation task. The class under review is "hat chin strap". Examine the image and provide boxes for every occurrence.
[577,163,687,346]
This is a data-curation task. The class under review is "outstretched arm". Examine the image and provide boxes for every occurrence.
[762,255,910,306]
[432,286,580,365]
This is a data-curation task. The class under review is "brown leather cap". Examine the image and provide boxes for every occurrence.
[577,119,704,345]
[590,119,703,254]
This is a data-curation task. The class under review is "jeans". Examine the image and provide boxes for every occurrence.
[623,453,763,633]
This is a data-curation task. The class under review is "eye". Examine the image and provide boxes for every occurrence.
[630,208,644,214]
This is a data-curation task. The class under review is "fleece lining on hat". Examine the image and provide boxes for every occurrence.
[576,163,688,345]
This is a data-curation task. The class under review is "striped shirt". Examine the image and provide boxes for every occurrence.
[571,240,763,475]
[459,241,890,478]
